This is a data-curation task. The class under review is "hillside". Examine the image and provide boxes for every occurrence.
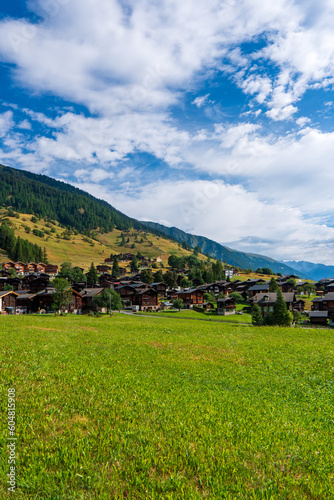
[0,164,168,237]
[0,163,306,274]
[142,221,306,277]
[0,210,202,270]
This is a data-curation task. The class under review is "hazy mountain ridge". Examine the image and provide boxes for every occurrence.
[142,221,307,277]
[284,261,334,281]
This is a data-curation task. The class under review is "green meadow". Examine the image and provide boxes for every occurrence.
[1,314,334,499]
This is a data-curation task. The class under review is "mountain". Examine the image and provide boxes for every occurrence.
[0,163,307,275]
[284,261,334,281]
[0,164,169,238]
[141,221,307,277]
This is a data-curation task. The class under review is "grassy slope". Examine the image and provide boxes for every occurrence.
[0,211,205,270]
[1,314,334,499]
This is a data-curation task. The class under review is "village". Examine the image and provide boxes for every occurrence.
[1,255,334,325]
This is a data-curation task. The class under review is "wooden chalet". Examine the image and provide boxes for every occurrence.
[309,311,328,325]
[25,262,38,273]
[151,282,168,295]
[22,275,50,293]
[2,261,15,271]
[0,277,8,291]
[97,265,111,273]
[133,288,159,311]
[80,288,103,312]
[248,284,270,298]
[16,292,38,314]
[6,277,24,291]
[217,297,236,315]
[250,292,296,316]
[312,292,334,321]
[45,264,58,276]
[176,287,204,308]
[14,262,25,274]
[0,291,19,314]
[35,287,82,313]
[277,281,295,293]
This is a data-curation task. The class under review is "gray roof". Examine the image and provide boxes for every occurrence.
[17,293,37,300]
[248,284,270,292]
[323,293,334,300]
[309,311,328,317]
[80,288,103,298]
[252,292,295,304]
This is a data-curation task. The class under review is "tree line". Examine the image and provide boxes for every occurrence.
[0,223,46,263]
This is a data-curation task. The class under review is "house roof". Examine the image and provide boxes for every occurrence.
[252,292,295,304]
[217,298,235,304]
[80,288,103,298]
[309,311,328,317]
[17,293,37,300]
[323,293,334,300]
[177,287,204,295]
[248,284,270,292]
[136,288,157,295]
[0,291,19,298]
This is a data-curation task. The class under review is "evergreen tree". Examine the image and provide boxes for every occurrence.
[163,271,178,288]
[112,257,120,278]
[141,269,154,284]
[273,290,292,326]
[130,256,139,272]
[87,262,98,285]
[154,269,164,282]
[269,277,279,293]
[251,304,263,326]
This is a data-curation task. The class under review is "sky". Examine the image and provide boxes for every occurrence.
[1,1,334,264]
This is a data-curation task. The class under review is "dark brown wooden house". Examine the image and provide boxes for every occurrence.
[176,287,204,308]
[134,288,159,311]
[217,297,236,315]
[0,291,18,314]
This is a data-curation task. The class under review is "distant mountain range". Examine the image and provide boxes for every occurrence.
[284,261,334,281]
[142,221,307,277]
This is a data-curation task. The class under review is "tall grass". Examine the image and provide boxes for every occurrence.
[1,314,334,499]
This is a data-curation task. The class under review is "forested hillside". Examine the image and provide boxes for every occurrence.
[0,164,167,237]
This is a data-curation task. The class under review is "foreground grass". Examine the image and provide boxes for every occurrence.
[1,314,334,499]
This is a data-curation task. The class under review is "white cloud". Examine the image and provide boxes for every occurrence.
[0,111,14,137]
[193,94,210,108]
[2,0,334,264]
[76,178,334,264]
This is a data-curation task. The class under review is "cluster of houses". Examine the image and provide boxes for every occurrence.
[0,261,307,316]
[309,278,334,325]
[2,259,334,324]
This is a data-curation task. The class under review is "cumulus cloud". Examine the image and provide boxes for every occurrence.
[1,0,334,263]
[74,178,334,264]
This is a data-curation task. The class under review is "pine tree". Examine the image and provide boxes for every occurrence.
[251,304,263,326]
[112,257,120,278]
[273,290,292,326]
[269,277,279,293]
[87,262,98,285]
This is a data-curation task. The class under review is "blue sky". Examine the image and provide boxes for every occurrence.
[1,0,334,264]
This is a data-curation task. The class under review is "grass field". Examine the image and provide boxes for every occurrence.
[1,314,334,499]
[134,309,252,324]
